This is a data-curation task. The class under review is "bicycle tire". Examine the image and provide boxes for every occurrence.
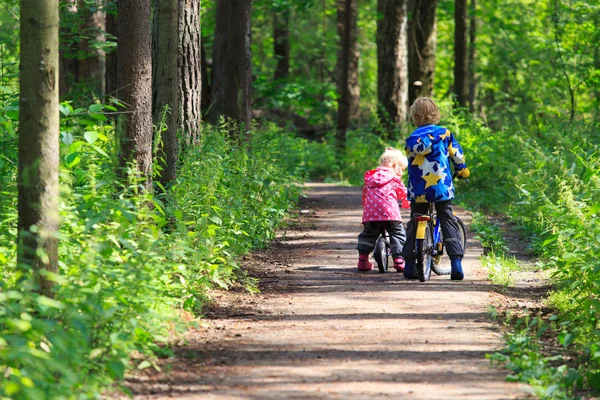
[431,215,468,275]
[374,237,388,273]
[456,216,467,251]
[416,224,433,282]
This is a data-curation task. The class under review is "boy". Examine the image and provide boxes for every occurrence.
[356,148,411,272]
[403,97,470,280]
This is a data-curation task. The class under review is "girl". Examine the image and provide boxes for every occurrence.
[356,148,410,272]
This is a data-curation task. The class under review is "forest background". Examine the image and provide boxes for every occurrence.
[0,0,600,399]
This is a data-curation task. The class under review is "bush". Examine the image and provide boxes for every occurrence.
[0,106,308,398]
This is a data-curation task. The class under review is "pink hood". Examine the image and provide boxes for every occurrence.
[364,167,397,188]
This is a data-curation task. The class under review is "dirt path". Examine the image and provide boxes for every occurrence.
[129,183,530,399]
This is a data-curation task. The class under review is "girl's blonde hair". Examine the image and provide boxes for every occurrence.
[410,97,441,127]
[379,147,408,169]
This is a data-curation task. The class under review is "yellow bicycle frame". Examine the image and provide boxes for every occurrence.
[415,220,428,239]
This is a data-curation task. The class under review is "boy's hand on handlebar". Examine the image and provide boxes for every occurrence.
[457,168,470,179]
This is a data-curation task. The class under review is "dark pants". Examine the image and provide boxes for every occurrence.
[402,200,464,260]
[357,221,406,258]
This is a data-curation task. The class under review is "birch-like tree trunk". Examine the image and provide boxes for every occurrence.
[18,0,60,296]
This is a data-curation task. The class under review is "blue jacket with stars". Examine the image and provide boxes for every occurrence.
[405,124,467,203]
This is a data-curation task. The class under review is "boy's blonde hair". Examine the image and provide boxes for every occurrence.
[379,147,408,169]
[410,97,441,127]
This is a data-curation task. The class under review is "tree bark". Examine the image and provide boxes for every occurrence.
[105,1,118,96]
[201,37,211,112]
[408,0,438,106]
[336,0,353,147]
[178,0,202,146]
[377,0,409,132]
[209,0,229,123]
[223,0,252,132]
[78,0,106,95]
[18,0,60,297]
[467,0,476,113]
[336,0,359,119]
[454,0,468,108]
[153,0,179,184]
[117,0,153,182]
[211,0,252,132]
[273,8,290,80]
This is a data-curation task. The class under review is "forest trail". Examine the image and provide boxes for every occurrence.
[129,183,530,399]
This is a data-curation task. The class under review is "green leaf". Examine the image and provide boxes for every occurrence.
[542,234,558,247]
[4,381,20,396]
[59,103,72,116]
[558,331,575,348]
[84,131,99,144]
[88,103,103,113]
[89,113,108,122]
[36,295,65,309]
[107,360,126,379]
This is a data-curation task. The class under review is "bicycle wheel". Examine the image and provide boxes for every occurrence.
[456,216,467,251]
[416,224,433,282]
[374,237,388,273]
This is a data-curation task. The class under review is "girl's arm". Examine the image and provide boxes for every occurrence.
[396,181,411,209]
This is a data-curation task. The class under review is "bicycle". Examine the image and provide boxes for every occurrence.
[412,175,468,281]
[412,203,467,281]
[373,225,391,273]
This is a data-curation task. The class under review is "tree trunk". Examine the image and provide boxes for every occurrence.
[223,0,252,132]
[273,8,290,80]
[336,0,359,119]
[59,0,78,99]
[78,0,106,95]
[153,0,179,184]
[117,0,153,182]
[467,0,476,113]
[408,0,438,106]
[377,0,409,132]
[105,1,118,96]
[454,0,468,108]
[336,0,353,147]
[18,0,60,297]
[201,37,211,112]
[211,0,252,132]
[209,0,229,123]
[178,0,202,146]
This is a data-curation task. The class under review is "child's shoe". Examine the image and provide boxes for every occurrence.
[451,257,464,281]
[393,257,405,272]
[357,254,373,271]
[403,258,418,279]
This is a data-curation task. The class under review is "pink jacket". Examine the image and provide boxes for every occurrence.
[362,167,410,224]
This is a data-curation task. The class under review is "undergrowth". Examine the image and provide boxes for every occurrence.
[452,111,600,398]
[0,101,313,399]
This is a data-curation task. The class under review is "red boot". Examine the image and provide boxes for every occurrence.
[357,254,373,271]
[393,257,405,272]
